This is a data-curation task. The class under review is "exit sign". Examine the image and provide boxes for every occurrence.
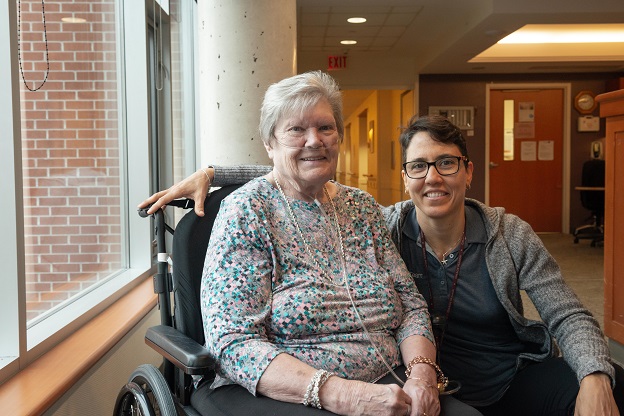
[328,55,347,71]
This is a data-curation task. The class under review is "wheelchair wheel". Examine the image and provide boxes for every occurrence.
[113,363,177,416]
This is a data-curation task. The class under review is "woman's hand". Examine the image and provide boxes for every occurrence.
[574,373,619,416]
[137,168,212,216]
[323,378,414,416]
[403,378,440,416]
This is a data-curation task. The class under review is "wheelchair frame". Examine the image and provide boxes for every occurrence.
[113,186,240,416]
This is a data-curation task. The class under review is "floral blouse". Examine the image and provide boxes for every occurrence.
[201,178,433,395]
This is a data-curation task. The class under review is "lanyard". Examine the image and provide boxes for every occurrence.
[419,229,466,358]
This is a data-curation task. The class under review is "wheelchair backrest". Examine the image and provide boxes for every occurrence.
[171,184,243,345]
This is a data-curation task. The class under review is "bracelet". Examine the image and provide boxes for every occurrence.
[405,356,448,392]
[200,168,212,186]
[302,369,333,409]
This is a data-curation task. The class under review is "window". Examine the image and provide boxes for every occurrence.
[0,0,197,384]
[18,0,123,325]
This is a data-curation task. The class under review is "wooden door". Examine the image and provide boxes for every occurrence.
[489,89,564,232]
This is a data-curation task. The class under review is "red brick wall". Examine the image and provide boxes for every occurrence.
[19,0,121,321]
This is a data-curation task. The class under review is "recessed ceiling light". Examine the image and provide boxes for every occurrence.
[341,40,357,45]
[61,16,87,23]
[347,17,367,24]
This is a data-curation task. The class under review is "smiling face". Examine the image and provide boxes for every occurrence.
[402,131,473,224]
[265,98,340,197]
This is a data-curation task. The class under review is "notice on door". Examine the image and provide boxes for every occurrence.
[515,122,535,139]
[520,141,537,161]
[518,102,535,122]
[538,140,554,161]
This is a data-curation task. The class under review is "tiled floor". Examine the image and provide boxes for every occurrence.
[523,233,604,327]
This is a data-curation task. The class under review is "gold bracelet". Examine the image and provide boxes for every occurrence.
[405,356,448,392]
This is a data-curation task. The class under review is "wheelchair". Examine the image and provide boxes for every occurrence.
[113,184,241,416]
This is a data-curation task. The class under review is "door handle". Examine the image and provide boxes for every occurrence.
[489,162,499,168]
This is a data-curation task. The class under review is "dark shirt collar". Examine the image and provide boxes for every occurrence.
[402,204,488,246]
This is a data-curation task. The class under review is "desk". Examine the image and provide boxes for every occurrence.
[575,186,605,191]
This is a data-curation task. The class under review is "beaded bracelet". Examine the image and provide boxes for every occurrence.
[200,167,212,186]
[405,356,448,392]
[302,369,333,409]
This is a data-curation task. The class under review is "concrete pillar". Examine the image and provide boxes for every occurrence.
[197,0,297,166]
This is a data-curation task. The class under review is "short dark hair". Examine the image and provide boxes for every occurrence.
[399,115,469,165]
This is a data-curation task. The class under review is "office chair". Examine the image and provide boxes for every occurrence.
[573,159,605,247]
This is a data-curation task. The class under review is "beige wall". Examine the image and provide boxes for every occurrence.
[44,309,161,415]
[340,89,411,206]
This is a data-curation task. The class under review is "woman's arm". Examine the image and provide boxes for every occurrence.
[400,336,441,416]
[259,353,414,416]
[138,165,270,216]
[498,213,618,413]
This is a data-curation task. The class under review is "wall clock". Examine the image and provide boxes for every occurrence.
[574,90,597,114]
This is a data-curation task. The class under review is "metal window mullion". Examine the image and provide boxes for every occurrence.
[0,0,27,381]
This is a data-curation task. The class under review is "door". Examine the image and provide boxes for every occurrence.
[489,89,564,232]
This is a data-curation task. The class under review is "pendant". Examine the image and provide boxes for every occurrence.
[441,257,448,266]
[431,314,447,330]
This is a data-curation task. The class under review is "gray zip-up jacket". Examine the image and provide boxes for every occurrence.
[215,166,616,384]
[384,197,615,385]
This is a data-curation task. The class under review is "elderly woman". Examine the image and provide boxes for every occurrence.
[142,114,623,415]
[190,72,445,416]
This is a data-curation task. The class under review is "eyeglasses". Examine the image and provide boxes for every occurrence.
[273,124,340,149]
[402,156,468,179]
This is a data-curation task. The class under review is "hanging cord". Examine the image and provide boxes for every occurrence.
[153,0,164,91]
[17,0,50,91]
[326,194,406,386]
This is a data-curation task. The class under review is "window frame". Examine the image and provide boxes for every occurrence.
[0,0,156,384]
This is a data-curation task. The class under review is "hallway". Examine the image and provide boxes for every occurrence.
[525,233,604,327]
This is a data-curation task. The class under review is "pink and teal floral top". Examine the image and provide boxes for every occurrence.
[201,178,433,395]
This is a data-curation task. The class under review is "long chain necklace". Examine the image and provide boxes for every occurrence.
[273,174,346,283]
[273,174,406,385]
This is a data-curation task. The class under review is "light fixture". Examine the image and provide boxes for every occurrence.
[341,40,357,45]
[347,17,366,24]
[61,16,87,23]
[497,23,624,44]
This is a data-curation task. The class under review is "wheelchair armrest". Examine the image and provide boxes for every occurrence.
[145,325,216,375]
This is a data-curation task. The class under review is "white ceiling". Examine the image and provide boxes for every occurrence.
[296,0,624,78]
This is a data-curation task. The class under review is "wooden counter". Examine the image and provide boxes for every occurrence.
[596,89,624,344]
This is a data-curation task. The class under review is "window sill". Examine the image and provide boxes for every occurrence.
[0,277,157,415]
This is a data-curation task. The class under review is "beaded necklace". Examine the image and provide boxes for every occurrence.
[273,175,346,283]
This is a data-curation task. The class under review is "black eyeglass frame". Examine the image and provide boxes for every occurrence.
[402,156,468,179]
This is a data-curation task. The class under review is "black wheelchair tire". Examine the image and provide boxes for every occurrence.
[113,363,177,416]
